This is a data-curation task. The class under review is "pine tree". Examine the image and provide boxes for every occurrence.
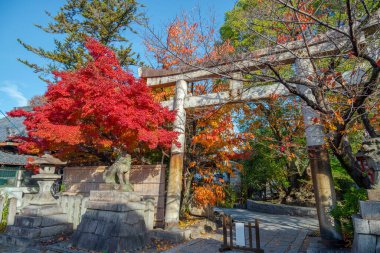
[18,0,143,79]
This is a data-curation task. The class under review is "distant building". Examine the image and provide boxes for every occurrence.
[0,107,35,186]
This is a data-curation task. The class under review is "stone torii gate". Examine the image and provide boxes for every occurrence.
[139,12,379,241]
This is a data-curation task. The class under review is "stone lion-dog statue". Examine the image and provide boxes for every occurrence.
[103,153,134,191]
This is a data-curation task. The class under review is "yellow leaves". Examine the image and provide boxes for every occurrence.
[334,111,344,125]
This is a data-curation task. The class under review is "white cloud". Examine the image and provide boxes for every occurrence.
[0,81,28,107]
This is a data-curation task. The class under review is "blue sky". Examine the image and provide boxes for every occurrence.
[0,0,235,117]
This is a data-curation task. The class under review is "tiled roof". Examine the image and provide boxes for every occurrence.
[0,107,31,142]
[0,150,33,166]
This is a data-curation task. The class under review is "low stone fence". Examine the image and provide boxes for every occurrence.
[246,200,317,218]
[352,190,380,253]
[62,165,166,228]
[0,195,17,226]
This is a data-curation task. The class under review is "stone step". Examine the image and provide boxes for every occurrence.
[360,201,380,220]
[89,190,143,202]
[21,204,63,217]
[0,233,70,249]
[0,234,35,247]
[6,223,73,239]
[15,213,69,228]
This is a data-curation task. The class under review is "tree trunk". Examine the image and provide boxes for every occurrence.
[180,170,195,216]
[330,136,372,189]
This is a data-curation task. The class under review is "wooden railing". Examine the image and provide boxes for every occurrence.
[220,214,264,252]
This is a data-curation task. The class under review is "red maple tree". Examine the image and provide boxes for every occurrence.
[9,38,178,164]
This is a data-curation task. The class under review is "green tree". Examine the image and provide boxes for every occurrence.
[239,97,312,204]
[18,0,143,79]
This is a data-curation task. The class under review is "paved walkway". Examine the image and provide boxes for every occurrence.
[165,208,319,253]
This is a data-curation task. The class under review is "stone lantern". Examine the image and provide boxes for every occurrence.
[28,154,66,205]
[0,154,73,246]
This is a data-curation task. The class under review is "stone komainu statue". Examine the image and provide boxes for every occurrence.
[103,153,134,191]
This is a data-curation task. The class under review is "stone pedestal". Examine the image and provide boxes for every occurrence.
[0,204,73,247]
[352,194,380,253]
[71,190,150,253]
[29,173,61,205]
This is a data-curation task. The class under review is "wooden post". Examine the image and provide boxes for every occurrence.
[248,222,253,248]
[229,216,233,247]
[255,220,260,250]
[165,79,187,227]
[295,59,342,242]
[223,215,228,248]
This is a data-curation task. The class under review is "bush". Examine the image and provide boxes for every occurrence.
[331,187,367,244]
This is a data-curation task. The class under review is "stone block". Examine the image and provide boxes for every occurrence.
[70,190,148,253]
[353,233,377,253]
[15,216,42,228]
[96,209,125,222]
[106,237,119,253]
[94,221,114,236]
[81,219,98,233]
[369,220,380,235]
[6,226,40,239]
[39,224,72,237]
[368,189,380,201]
[360,201,380,220]
[41,214,68,227]
[376,237,380,253]
[148,228,192,243]
[86,200,145,212]
[6,224,71,239]
[89,190,142,202]
[14,214,68,228]
[353,215,370,234]
[21,204,62,216]
[76,232,100,250]
[0,234,35,247]
[82,209,98,220]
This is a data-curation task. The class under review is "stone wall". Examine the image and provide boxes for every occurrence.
[246,200,318,218]
[62,165,166,227]
[352,189,380,253]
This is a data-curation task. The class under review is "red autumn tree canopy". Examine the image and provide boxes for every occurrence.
[9,38,178,164]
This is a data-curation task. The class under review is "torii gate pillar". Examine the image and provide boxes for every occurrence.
[165,79,187,227]
[296,59,342,242]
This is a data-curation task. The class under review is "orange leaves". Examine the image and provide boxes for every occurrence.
[145,14,234,70]
[193,184,226,207]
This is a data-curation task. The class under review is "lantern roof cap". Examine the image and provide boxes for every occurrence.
[29,154,67,165]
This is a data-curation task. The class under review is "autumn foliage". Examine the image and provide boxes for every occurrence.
[9,38,178,164]
[146,15,235,102]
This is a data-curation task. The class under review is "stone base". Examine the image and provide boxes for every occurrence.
[368,189,380,201]
[0,204,73,247]
[71,190,148,253]
[352,201,380,253]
